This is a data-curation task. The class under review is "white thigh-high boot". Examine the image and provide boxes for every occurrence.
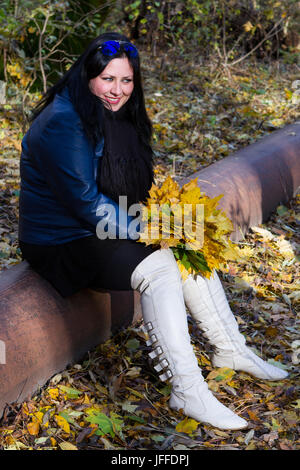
[130,249,247,430]
[182,270,288,381]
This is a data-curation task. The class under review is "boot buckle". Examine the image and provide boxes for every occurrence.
[154,358,169,372]
[145,321,154,332]
[146,333,157,346]
[159,369,173,382]
[148,346,163,359]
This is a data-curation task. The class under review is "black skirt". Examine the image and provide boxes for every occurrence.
[19,235,158,298]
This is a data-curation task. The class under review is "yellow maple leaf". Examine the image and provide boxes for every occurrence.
[206,210,233,236]
[175,417,199,434]
[180,178,202,204]
[55,415,70,434]
[7,63,21,79]
[48,387,59,400]
[83,393,90,404]
[33,411,44,424]
[22,403,30,415]
[182,188,202,203]
[27,421,40,436]
[149,176,181,205]
[181,178,199,193]
[206,367,236,382]
[161,238,180,249]
[221,238,241,262]
[138,176,236,279]
[7,61,31,88]
[50,437,57,447]
[243,21,254,32]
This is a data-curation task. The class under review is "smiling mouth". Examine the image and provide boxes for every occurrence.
[105,96,122,103]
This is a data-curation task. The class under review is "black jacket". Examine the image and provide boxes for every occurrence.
[19,88,136,245]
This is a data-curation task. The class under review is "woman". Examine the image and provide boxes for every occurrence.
[19,32,288,431]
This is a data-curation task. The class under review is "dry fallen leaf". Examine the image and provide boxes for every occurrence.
[59,441,78,450]
[175,417,199,435]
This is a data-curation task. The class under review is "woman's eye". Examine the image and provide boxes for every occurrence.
[102,78,132,83]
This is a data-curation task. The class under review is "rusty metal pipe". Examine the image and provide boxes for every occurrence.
[0,262,141,417]
[179,122,300,241]
[0,122,299,418]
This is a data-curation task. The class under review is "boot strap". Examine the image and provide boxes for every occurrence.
[143,322,174,382]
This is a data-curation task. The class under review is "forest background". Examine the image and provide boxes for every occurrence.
[0,0,299,451]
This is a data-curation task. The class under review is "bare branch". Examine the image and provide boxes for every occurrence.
[3,48,8,82]
[35,10,52,93]
[42,2,115,62]
[227,17,285,67]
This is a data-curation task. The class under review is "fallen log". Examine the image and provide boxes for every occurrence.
[0,122,299,418]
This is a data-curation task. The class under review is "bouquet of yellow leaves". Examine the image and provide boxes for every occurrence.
[138,176,240,280]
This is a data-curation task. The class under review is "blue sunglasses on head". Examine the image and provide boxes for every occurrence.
[98,40,138,58]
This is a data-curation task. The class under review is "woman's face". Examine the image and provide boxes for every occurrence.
[89,57,134,112]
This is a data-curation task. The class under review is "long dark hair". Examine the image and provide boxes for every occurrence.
[31,32,153,149]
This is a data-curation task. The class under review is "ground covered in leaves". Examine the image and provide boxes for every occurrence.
[0,50,299,450]
[0,52,299,270]
[0,194,299,451]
